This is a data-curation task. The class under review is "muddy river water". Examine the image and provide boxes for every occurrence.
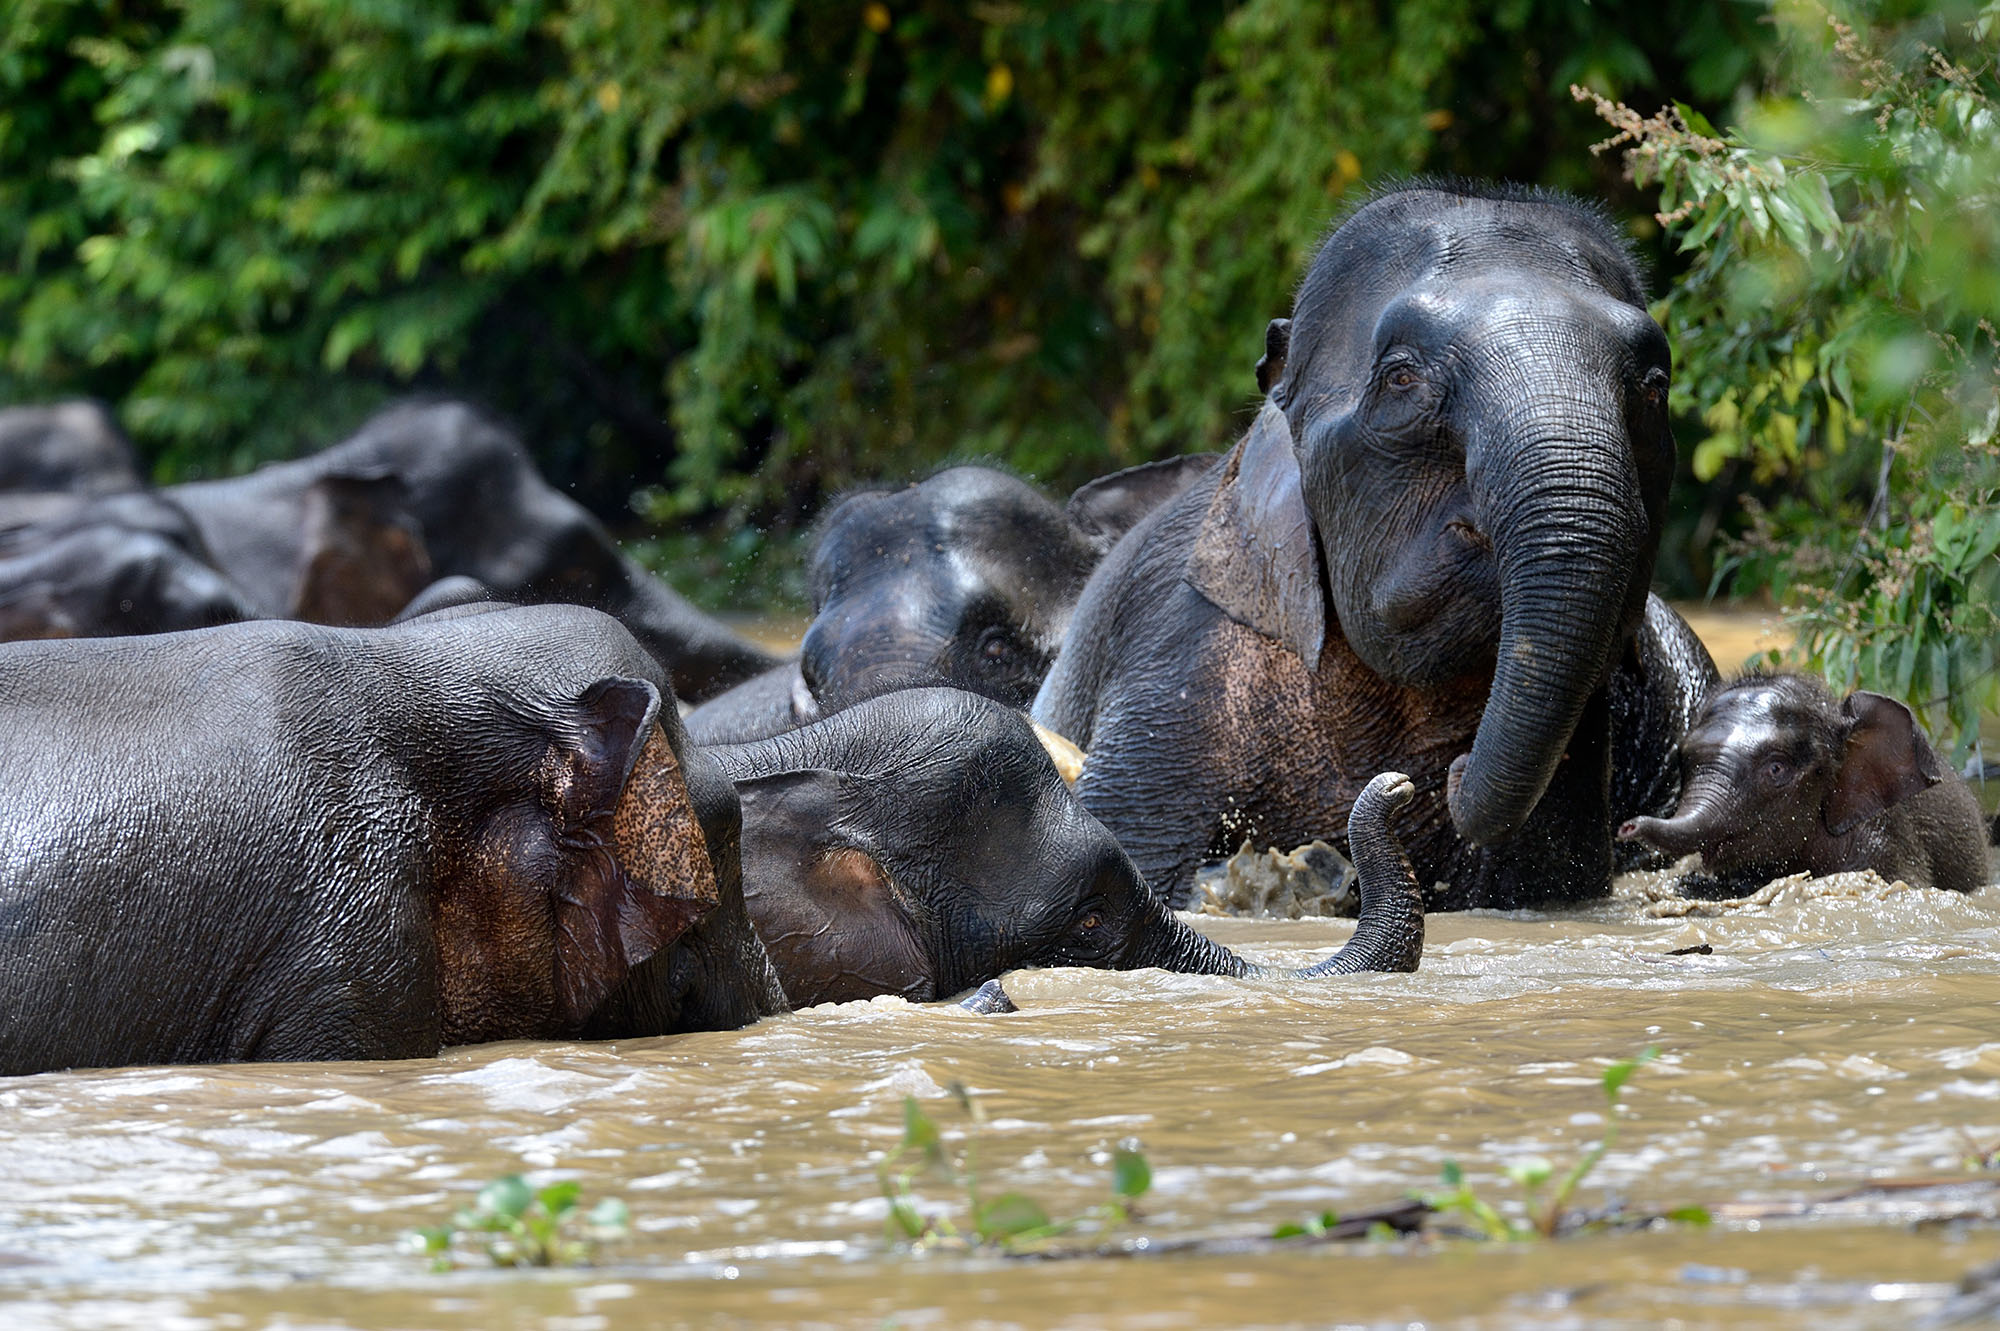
[4,610,1999,1329]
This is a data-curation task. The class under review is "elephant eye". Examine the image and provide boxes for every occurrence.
[1079,912,1101,931]
[1763,758,1795,785]
[1384,365,1421,391]
[1640,368,1669,409]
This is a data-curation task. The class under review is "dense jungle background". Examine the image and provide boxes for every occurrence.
[3,0,1996,754]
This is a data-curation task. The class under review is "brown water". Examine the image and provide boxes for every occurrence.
[6,867,2000,1329]
[8,605,2000,1329]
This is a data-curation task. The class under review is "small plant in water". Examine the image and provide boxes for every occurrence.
[876,1082,1150,1253]
[1424,1046,1709,1240]
[407,1173,631,1270]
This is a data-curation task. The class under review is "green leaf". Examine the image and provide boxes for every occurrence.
[1112,1147,1152,1200]
[1441,1160,1464,1187]
[588,1197,631,1234]
[475,1174,533,1222]
[887,1199,926,1240]
[901,1096,940,1152]
[535,1180,582,1217]
[1505,1156,1553,1189]
[974,1192,1052,1241]
[1665,1205,1713,1226]
[1602,1046,1660,1101]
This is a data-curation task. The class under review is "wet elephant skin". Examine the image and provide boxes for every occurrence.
[167,400,780,701]
[0,604,784,1077]
[1035,183,1713,910]
[705,687,1422,1007]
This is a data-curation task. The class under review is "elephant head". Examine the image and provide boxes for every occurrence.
[707,687,1422,1005]
[1189,184,1676,848]
[798,461,1216,717]
[1618,673,1947,876]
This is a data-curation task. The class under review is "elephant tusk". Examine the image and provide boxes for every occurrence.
[1031,722,1085,785]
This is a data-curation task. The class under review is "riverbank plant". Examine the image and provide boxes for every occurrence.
[407,1173,630,1270]
[1422,1046,1709,1241]
[1577,0,2000,760]
[875,1082,1150,1253]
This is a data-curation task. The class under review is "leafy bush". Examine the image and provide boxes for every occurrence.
[3,0,1762,534]
[1578,0,2000,758]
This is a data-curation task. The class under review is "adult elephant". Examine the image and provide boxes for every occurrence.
[1035,182,1715,911]
[0,603,783,1076]
[0,492,255,640]
[168,401,781,700]
[707,687,1425,1006]
[684,459,1215,744]
[0,401,145,495]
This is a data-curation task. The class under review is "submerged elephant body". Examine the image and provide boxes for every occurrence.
[1037,183,1712,909]
[169,401,780,699]
[0,604,783,1077]
[707,688,1423,1007]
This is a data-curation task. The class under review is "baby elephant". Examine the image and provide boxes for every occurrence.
[705,687,1425,1007]
[1618,673,1990,896]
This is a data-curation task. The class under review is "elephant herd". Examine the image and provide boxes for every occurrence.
[1,181,1990,1078]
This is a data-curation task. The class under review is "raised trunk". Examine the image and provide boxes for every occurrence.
[1447,421,1647,848]
[1126,773,1425,978]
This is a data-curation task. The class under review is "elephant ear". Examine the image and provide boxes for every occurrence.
[1255,317,1291,397]
[736,770,932,1007]
[1824,690,1945,836]
[546,678,719,1025]
[291,472,434,626]
[1184,401,1326,670]
[1066,454,1223,551]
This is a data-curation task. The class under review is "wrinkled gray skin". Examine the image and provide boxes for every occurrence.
[0,401,145,495]
[684,459,1215,744]
[0,492,253,639]
[1620,673,1992,896]
[705,687,1423,1007]
[0,604,783,1076]
[168,400,781,701]
[1037,183,1709,910]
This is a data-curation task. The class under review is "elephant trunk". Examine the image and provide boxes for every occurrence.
[1447,415,1649,848]
[1125,773,1424,978]
[1617,776,1732,859]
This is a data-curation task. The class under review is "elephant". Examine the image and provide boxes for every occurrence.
[0,603,784,1076]
[1618,673,1992,896]
[0,492,255,639]
[704,686,1425,1007]
[1034,182,1715,911]
[166,400,781,700]
[0,401,145,495]
[683,458,1216,744]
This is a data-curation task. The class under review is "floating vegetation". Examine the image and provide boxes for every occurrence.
[876,1082,1150,1254]
[1422,1045,1710,1240]
[407,1174,631,1271]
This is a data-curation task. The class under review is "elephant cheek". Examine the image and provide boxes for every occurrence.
[607,727,724,964]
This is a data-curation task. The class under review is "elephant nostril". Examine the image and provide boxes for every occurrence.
[1617,820,1639,839]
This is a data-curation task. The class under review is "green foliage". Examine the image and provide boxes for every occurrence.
[406,1172,630,1270]
[3,0,1765,537]
[1424,1045,1709,1241]
[874,1083,1149,1254]
[1580,0,2000,757]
